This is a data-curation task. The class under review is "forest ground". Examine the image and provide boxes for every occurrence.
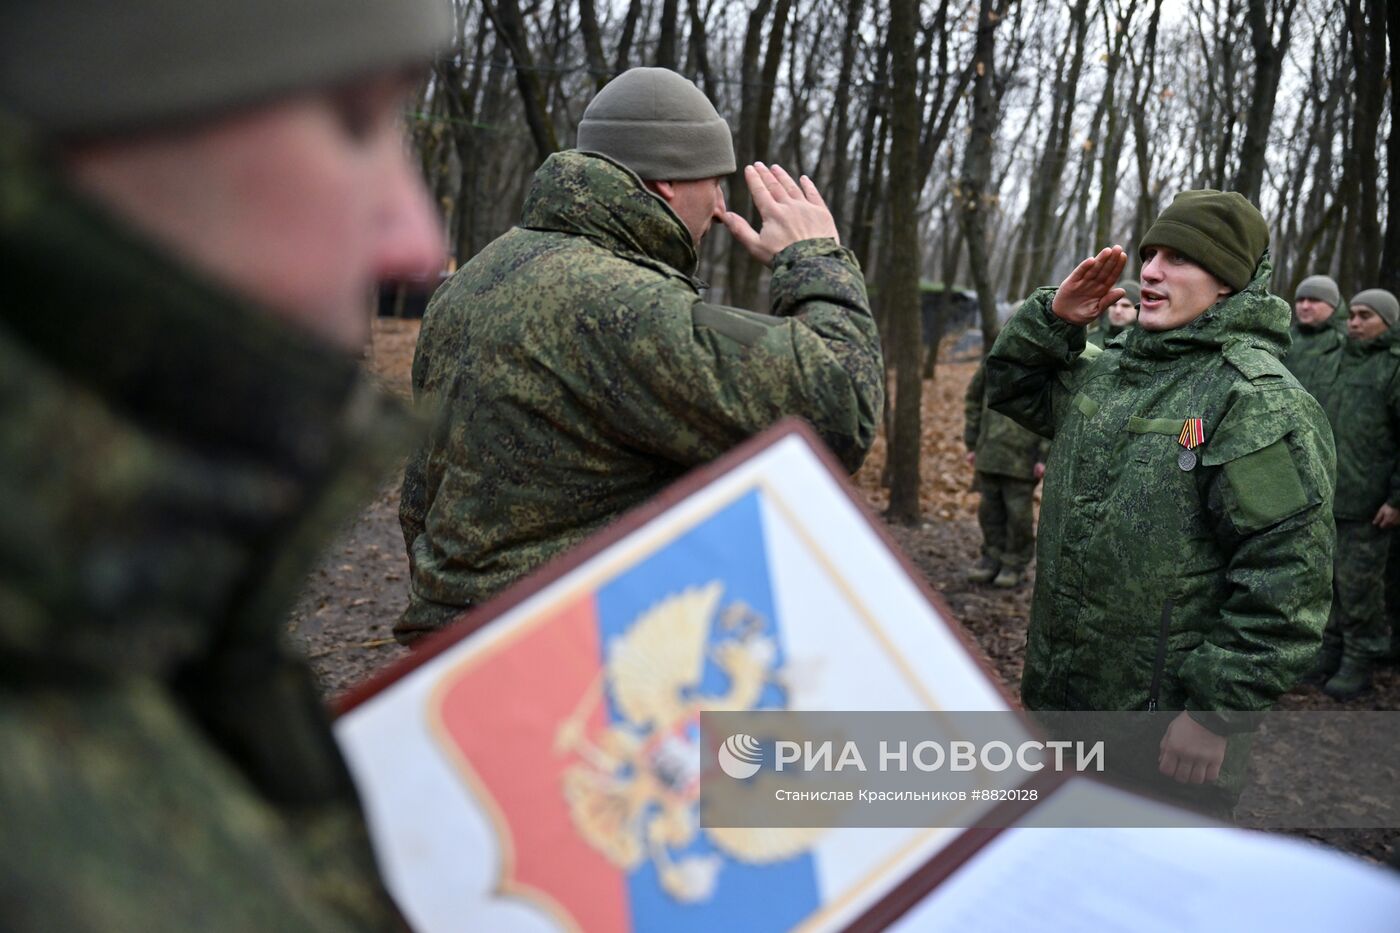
[288,319,1400,866]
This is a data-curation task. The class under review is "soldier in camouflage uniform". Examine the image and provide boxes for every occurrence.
[0,2,450,928]
[986,191,1335,814]
[1086,279,1140,347]
[1306,288,1400,700]
[1283,274,1346,402]
[398,68,884,642]
[964,360,1047,587]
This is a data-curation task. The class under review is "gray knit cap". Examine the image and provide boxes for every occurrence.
[1295,275,1341,309]
[0,0,453,137]
[576,68,736,181]
[1351,289,1400,328]
[1117,280,1142,305]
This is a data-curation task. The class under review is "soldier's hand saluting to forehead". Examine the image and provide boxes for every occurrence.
[1051,246,1129,326]
[721,161,841,267]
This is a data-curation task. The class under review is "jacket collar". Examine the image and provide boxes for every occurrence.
[519,149,700,283]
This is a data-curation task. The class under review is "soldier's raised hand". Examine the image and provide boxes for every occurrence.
[721,162,840,267]
[1052,246,1128,326]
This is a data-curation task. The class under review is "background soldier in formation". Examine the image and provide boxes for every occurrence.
[986,191,1335,816]
[1307,288,1400,699]
[964,360,1047,588]
[0,0,451,927]
[398,67,884,643]
[1087,279,1141,347]
[1284,274,1346,401]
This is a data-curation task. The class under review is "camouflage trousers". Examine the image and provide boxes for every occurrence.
[1323,519,1392,662]
[975,472,1037,570]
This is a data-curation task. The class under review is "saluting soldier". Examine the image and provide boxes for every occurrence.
[986,191,1335,815]
[398,68,884,643]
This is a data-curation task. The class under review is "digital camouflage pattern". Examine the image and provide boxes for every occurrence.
[974,475,1038,570]
[1316,327,1400,665]
[1086,318,1129,348]
[398,150,883,638]
[964,359,1047,480]
[965,359,1046,570]
[1283,303,1346,403]
[1324,520,1391,663]
[0,124,409,930]
[986,256,1335,806]
[1320,326,1400,520]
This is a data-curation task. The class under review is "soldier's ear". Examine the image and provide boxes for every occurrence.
[643,179,677,204]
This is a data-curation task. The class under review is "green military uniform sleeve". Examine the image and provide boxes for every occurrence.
[571,238,884,473]
[984,287,1094,439]
[1177,382,1337,721]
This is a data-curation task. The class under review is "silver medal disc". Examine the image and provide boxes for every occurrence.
[1177,449,1197,471]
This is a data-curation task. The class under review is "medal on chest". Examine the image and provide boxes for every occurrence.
[1177,418,1205,471]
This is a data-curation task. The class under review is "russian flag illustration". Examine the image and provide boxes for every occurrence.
[433,490,822,932]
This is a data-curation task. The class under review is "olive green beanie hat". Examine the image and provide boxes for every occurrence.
[1139,190,1269,292]
[1117,280,1142,305]
[576,67,736,181]
[1295,274,1341,309]
[1351,289,1400,328]
[0,0,452,137]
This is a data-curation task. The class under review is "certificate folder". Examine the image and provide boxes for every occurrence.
[334,419,1400,932]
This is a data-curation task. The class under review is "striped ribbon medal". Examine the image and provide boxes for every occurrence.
[1177,418,1205,471]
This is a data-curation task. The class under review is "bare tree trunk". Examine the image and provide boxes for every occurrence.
[613,0,645,71]
[1232,0,1298,202]
[728,0,796,308]
[482,0,559,164]
[576,0,610,91]
[826,0,866,232]
[959,0,1013,351]
[1382,0,1400,295]
[1013,0,1091,298]
[656,0,680,69]
[887,0,924,524]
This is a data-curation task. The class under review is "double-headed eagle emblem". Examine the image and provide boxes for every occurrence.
[554,581,824,902]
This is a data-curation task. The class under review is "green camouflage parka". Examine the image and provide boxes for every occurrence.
[0,120,409,930]
[1283,302,1346,403]
[399,150,884,634]
[1323,327,1400,520]
[986,258,1335,729]
[964,359,1047,479]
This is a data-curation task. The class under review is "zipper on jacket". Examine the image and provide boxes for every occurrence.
[1147,599,1173,712]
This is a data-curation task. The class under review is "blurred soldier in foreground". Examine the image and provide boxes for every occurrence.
[1306,288,1400,700]
[1284,274,1346,401]
[0,1,450,927]
[986,191,1335,816]
[964,359,1046,588]
[397,67,884,643]
[1087,279,1140,347]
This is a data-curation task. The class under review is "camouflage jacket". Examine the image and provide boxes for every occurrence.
[399,150,883,632]
[1086,319,1130,348]
[0,124,408,930]
[1322,328,1400,520]
[964,359,1047,479]
[1283,304,1346,404]
[986,258,1335,739]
